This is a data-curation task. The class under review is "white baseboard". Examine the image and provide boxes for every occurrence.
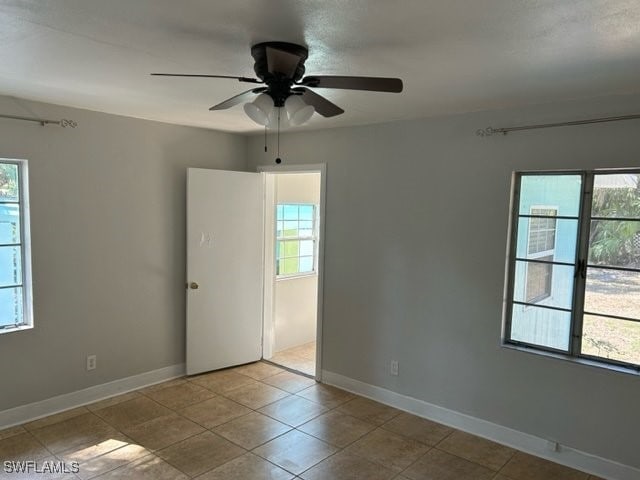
[322,370,639,480]
[0,363,185,429]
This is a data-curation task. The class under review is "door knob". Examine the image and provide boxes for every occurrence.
[190,282,199,290]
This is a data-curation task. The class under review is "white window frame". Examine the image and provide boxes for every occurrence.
[0,158,33,334]
[275,203,318,279]
[503,169,640,375]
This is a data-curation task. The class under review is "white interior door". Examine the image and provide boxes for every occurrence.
[186,168,264,375]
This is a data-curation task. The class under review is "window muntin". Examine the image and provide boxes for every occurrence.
[276,203,317,277]
[505,171,640,371]
[0,160,32,333]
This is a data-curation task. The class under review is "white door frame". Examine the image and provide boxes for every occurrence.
[258,163,327,381]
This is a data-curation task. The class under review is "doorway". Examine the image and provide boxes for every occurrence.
[260,166,325,379]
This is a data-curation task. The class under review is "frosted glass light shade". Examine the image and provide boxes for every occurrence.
[267,107,290,129]
[243,93,274,126]
[285,95,315,126]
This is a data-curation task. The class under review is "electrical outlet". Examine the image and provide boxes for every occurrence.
[390,360,399,376]
[86,355,97,371]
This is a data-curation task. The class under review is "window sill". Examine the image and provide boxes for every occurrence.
[0,324,33,335]
[502,342,640,377]
[276,272,318,282]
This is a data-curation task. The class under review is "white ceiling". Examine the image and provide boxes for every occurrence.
[1,0,640,133]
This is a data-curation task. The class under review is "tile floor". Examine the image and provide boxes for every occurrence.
[269,342,316,376]
[0,362,604,480]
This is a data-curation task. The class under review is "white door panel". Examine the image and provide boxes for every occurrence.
[186,168,263,375]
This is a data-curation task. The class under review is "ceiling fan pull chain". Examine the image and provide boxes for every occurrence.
[276,109,282,164]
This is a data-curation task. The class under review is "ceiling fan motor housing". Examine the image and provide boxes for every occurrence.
[251,42,308,106]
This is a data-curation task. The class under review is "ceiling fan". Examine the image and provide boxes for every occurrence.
[151,41,403,127]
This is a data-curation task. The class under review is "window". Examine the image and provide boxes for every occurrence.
[504,171,640,372]
[525,207,558,303]
[0,160,33,333]
[276,203,317,277]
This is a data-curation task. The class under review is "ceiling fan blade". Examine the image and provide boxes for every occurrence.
[266,46,303,78]
[297,88,344,117]
[301,75,403,92]
[209,87,267,111]
[151,73,262,84]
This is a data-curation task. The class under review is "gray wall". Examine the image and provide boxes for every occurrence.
[0,96,246,411]
[248,93,640,469]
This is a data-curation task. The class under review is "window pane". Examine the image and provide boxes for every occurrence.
[300,240,314,257]
[282,240,299,258]
[0,286,23,327]
[584,267,640,320]
[516,218,577,263]
[276,221,284,237]
[513,260,574,309]
[587,219,640,267]
[299,256,314,272]
[518,175,582,217]
[0,204,21,244]
[0,246,21,287]
[281,257,299,274]
[591,173,640,219]
[510,303,571,351]
[299,220,313,231]
[582,314,640,366]
[283,205,298,220]
[282,221,298,237]
[0,164,19,202]
[299,205,314,221]
[276,205,284,220]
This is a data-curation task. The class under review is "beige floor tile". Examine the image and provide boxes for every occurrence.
[0,431,50,461]
[337,397,401,425]
[143,381,216,410]
[139,378,187,394]
[120,412,205,451]
[189,370,256,394]
[179,396,251,429]
[30,413,121,454]
[436,430,515,470]
[300,451,397,480]
[195,452,294,480]
[24,407,89,431]
[403,448,495,480]
[381,412,453,446]
[258,395,327,427]
[213,411,291,449]
[58,434,132,463]
[86,392,142,412]
[345,428,429,473]
[91,454,188,479]
[92,396,172,430]
[0,425,26,441]
[298,411,375,448]
[500,452,589,480]
[261,372,316,393]
[223,382,290,409]
[156,431,245,477]
[296,384,355,409]
[71,442,150,480]
[253,430,338,475]
[233,362,285,380]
